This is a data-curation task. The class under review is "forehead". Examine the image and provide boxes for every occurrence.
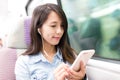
[48,11,61,19]
[45,11,62,23]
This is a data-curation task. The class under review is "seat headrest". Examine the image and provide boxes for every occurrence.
[6,16,31,49]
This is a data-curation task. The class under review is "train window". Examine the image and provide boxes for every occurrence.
[59,0,120,61]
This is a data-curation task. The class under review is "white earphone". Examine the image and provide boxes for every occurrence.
[38,29,41,35]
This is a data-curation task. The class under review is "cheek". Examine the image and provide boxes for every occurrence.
[43,32,52,40]
[42,28,52,36]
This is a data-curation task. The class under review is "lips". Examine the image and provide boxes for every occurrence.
[53,37,61,41]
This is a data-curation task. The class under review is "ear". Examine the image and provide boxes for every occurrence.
[38,28,41,35]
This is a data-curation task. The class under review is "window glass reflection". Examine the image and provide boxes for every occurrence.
[61,0,120,60]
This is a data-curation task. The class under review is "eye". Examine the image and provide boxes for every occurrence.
[51,25,56,27]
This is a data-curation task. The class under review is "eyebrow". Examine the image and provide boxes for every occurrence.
[50,21,57,24]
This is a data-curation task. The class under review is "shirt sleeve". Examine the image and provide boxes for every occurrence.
[15,55,30,80]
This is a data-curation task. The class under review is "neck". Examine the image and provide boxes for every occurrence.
[43,45,56,55]
[42,44,56,62]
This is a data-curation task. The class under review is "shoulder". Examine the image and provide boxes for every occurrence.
[16,55,30,65]
[15,54,37,70]
[16,53,43,65]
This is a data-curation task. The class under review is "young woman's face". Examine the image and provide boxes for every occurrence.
[39,11,64,46]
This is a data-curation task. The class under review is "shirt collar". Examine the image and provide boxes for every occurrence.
[54,48,63,61]
[29,48,63,64]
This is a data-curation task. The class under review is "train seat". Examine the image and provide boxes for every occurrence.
[0,16,31,80]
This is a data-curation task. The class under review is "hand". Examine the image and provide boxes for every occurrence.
[54,63,70,80]
[68,61,86,80]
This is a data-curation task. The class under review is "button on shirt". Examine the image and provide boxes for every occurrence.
[15,49,65,80]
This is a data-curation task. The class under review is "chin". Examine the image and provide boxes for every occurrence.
[52,42,59,45]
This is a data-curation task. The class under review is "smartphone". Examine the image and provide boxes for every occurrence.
[71,49,95,71]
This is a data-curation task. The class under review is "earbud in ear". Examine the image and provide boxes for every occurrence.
[38,29,41,35]
[39,31,41,35]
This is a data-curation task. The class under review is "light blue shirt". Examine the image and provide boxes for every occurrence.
[15,49,67,80]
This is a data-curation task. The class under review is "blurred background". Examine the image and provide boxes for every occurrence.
[0,0,120,61]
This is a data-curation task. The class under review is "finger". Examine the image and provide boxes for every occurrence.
[54,67,69,80]
[68,61,86,79]
[54,63,70,80]
[69,69,80,79]
[59,68,69,79]
[80,61,86,75]
[54,63,69,74]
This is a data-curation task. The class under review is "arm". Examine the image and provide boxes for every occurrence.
[15,55,30,80]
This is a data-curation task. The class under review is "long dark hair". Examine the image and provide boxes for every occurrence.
[23,3,75,64]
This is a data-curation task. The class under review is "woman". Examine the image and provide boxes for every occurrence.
[15,3,86,80]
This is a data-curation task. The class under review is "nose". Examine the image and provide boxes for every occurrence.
[56,26,64,34]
